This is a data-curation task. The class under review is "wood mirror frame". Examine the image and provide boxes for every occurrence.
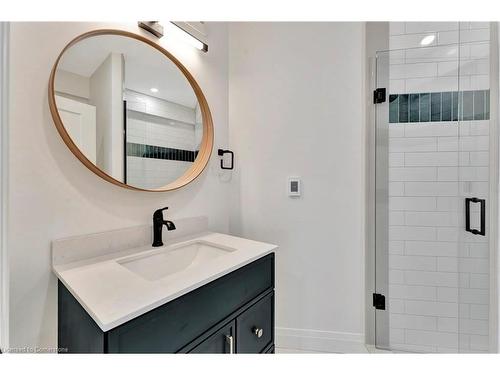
[48,29,214,192]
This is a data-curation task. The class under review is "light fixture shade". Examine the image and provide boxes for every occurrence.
[138,21,209,52]
[170,22,209,52]
[138,21,164,38]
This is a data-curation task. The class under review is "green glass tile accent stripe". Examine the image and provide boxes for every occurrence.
[388,90,490,124]
[126,142,199,162]
[420,93,430,122]
[431,92,441,122]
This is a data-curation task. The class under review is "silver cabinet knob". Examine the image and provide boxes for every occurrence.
[253,327,263,338]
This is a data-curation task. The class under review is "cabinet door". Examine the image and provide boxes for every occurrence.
[190,321,236,354]
[236,292,274,353]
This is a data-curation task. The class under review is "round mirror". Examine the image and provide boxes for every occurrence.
[49,30,213,191]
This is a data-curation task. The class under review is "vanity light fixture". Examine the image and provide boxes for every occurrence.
[420,34,436,46]
[166,22,208,52]
[150,87,159,93]
[138,21,208,53]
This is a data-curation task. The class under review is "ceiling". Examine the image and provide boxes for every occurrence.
[57,34,198,109]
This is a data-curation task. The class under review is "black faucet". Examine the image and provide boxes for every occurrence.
[152,207,176,247]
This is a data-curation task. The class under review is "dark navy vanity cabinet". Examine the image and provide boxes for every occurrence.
[58,253,275,353]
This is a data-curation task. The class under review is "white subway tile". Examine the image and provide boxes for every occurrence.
[469,121,490,136]
[460,303,470,319]
[437,136,488,153]
[405,300,458,317]
[389,167,436,181]
[405,76,459,93]
[467,75,490,91]
[391,343,437,353]
[389,182,405,196]
[469,151,489,166]
[390,22,406,36]
[390,328,405,343]
[470,43,489,59]
[438,317,459,332]
[460,288,489,304]
[389,138,437,152]
[460,319,489,335]
[469,334,489,351]
[459,28,491,43]
[436,197,461,212]
[437,61,459,77]
[389,211,405,225]
[389,153,405,167]
[389,240,405,255]
[404,123,458,138]
[389,79,405,93]
[389,284,437,301]
[468,243,489,258]
[405,152,458,167]
[461,181,489,197]
[405,211,459,227]
[405,329,458,348]
[437,167,458,181]
[460,274,470,289]
[390,299,405,313]
[405,22,459,34]
[405,45,459,64]
[390,62,438,80]
[437,287,458,302]
[389,197,436,211]
[468,22,490,30]
[390,270,405,284]
[405,241,458,257]
[437,258,458,273]
[469,274,489,289]
[438,166,489,182]
[390,313,437,331]
[437,30,459,45]
[470,304,489,320]
[389,125,405,138]
[389,226,436,241]
[459,258,489,273]
[390,255,436,271]
[404,271,458,288]
[390,32,437,50]
[404,181,458,196]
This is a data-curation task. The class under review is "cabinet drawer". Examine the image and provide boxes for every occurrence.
[106,254,274,353]
[190,321,235,353]
[236,292,274,353]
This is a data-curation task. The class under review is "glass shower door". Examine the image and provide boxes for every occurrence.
[374,36,492,352]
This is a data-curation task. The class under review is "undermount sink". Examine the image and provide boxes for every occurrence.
[117,240,236,281]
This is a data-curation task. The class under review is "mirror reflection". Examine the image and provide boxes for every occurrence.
[54,34,203,190]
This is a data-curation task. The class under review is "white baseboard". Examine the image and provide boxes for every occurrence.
[276,327,367,353]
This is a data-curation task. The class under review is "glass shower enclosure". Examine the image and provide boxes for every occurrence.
[374,23,494,353]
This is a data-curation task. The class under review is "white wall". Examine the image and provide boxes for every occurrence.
[228,22,367,352]
[89,52,124,181]
[0,22,9,350]
[7,22,229,349]
[54,69,90,101]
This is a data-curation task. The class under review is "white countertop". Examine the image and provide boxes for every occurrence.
[53,228,277,332]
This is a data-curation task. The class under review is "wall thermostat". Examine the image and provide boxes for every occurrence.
[288,177,301,197]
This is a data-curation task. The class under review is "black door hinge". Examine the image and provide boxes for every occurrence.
[373,88,386,104]
[373,293,385,310]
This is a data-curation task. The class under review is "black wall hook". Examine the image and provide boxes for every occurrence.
[218,149,234,170]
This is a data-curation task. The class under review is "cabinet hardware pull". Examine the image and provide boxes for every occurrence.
[225,335,234,354]
[465,197,486,236]
[253,327,263,338]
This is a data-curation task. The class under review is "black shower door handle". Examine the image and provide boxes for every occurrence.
[465,197,486,236]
